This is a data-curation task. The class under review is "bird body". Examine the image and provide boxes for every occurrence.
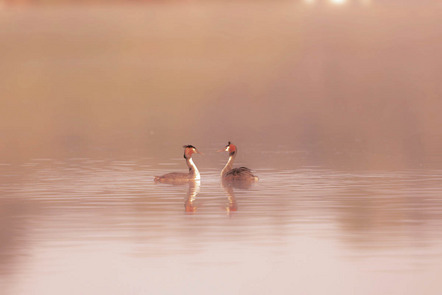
[221,142,258,183]
[154,145,201,184]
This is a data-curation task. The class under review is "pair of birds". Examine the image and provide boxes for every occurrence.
[154,142,258,184]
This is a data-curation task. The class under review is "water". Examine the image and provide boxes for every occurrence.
[1,1,442,294]
[1,156,442,294]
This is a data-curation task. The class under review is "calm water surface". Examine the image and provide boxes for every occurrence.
[1,151,442,294]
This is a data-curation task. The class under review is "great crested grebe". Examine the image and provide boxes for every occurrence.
[220,142,258,182]
[154,145,201,184]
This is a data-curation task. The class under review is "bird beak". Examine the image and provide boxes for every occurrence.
[195,149,204,155]
[216,149,224,152]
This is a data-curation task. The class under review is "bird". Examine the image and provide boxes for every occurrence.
[220,141,258,183]
[154,145,201,184]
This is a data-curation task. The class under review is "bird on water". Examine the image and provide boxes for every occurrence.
[154,145,201,184]
[220,141,258,182]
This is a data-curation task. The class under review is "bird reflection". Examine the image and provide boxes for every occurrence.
[184,180,200,213]
[222,180,238,214]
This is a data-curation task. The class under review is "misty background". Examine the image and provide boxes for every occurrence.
[1,2,441,170]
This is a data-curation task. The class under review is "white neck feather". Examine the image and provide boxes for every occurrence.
[221,154,235,176]
[187,157,200,180]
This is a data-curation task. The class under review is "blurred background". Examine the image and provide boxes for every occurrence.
[1,0,441,170]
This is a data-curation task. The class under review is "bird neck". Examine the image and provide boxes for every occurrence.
[186,157,200,180]
[221,153,236,176]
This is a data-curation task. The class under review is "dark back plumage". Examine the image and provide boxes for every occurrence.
[225,167,253,176]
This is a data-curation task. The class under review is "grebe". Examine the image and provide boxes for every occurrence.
[154,145,201,184]
[220,142,258,182]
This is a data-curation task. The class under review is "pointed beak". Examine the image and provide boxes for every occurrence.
[216,149,225,152]
[195,149,203,155]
